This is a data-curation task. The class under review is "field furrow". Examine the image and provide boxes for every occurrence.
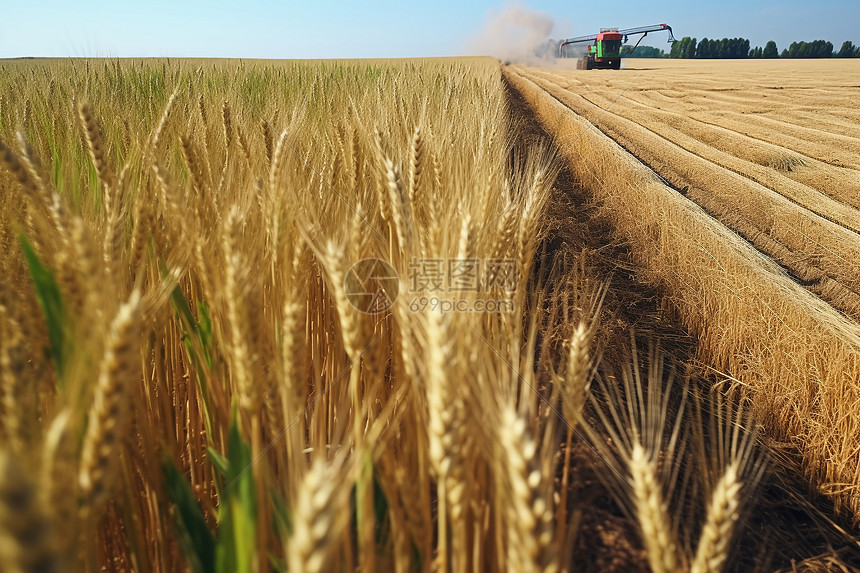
[627,89,860,140]
[761,109,860,138]
[684,110,860,169]
[621,91,860,168]
[578,87,860,211]
[519,67,860,320]
[593,88,860,169]
[532,72,860,170]
[504,63,860,528]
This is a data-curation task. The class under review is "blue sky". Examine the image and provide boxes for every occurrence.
[1,0,858,58]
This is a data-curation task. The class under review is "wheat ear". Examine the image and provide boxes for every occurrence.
[222,100,233,149]
[500,406,558,573]
[79,290,141,511]
[261,119,275,167]
[456,212,473,261]
[198,93,208,126]
[279,297,306,421]
[691,462,742,573]
[631,442,677,573]
[0,450,59,573]
[129,195,156,276]
[489,200,518,261]
[40,409,78,556]
[0,303,26,454]
[385,158,412,254]
[561,322,591,425]
[518,170,542,238]
[222,207,256,412]
[14,133,51,216]
[269,130,289,193]
[237,125,252,167]
[372,128,392,223]
[77,102,112,207]
[0,137,40,197]
[425,311,471,571]
[180,135,201,196]
[407,126,423,206]
[323,241,360,358]
[287,457,352,573]
[141,88,177,166]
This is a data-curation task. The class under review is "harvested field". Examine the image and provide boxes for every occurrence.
[504,58,860,540]
[512,59,860,320]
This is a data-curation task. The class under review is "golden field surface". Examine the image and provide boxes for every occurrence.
[506,56,860,552]
[515,59,860,315]
[0,55,858,572]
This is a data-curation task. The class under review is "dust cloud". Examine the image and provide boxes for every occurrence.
[466,2,561,63]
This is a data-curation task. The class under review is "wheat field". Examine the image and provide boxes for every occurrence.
[0,56,857,572]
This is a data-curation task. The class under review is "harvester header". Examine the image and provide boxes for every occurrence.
[559,23,676,69]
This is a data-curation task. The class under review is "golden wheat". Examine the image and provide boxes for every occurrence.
[0,55,846,573]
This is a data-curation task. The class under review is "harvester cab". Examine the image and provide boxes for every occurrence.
[559,23,676,69]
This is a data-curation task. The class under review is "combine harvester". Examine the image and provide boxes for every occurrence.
[559,24,676,69]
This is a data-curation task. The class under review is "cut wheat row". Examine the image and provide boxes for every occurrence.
[517,68,860,320]
[504,66,860,524]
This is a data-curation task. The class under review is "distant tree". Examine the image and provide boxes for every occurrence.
[783,40,833,58]
[621,45,665,58]
[693,37,751,58]
[836,41,856,57]
[671,37,697,58]
[685,38,697,58]
[763,40,779,58]
[673,37,698,58]
[788,41,802,57]
[727,38,738,58]
[750,46,763,58]
[814,40,834,57]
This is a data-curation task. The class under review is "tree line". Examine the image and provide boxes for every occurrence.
[540,37,860,60]
[668,37,860,59]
